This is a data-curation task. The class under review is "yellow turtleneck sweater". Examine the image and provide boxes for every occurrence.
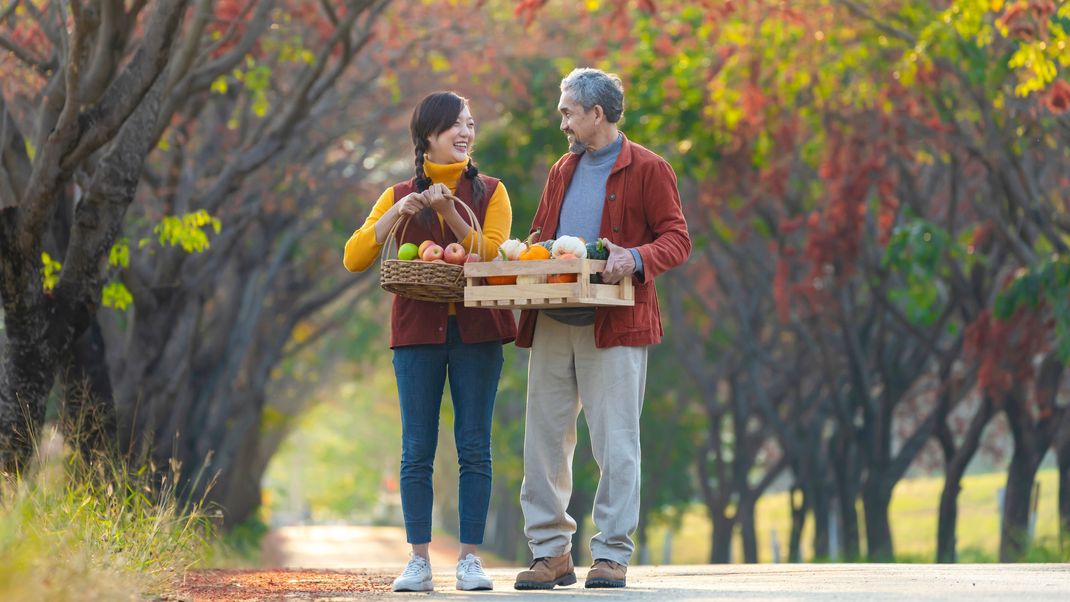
[343,158,512,273]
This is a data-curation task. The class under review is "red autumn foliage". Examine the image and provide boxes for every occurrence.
[1043,79,1070,114]
[964,309,1049,399]
[999,2,1037,41]
[998,0,1057,42]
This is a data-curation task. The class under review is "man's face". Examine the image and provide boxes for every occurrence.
[558,91,598,154]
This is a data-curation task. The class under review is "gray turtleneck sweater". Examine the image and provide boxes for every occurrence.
[544,133,642,326]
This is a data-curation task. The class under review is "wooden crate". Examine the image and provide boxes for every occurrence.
[463,258,634,309]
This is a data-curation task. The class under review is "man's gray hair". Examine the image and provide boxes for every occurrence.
[560,67,625,123]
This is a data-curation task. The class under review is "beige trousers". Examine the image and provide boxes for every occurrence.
[520,316,648,566]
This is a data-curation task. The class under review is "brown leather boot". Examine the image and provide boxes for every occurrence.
[514,553,577,590]
[585,558,627,588]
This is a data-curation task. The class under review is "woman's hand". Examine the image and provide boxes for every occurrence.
[396,192,428,216]
[423,183,455,213]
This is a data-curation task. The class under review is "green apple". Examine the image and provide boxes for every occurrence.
[397,242,419,260]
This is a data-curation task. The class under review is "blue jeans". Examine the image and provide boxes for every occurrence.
[393,316,504,545]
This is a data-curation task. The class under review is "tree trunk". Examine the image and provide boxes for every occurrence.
[788,484,807,563]
[936,396,993,563]
[812,478,830,559]
[0,299,53,471]
[738,500,758,563]
[936,459,963,564]
[862,479,894,562]
[59,317,117,460]
[1000,361,1063,562]
[710,513,734,563]
[830,428,861,559]
[1000,445,1037,562]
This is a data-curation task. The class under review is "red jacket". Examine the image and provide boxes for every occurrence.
[390,175,517,348]
[516,134,691,348]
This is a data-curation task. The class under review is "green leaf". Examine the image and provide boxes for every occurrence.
[210,75,228,95]
[102,281,133,311]
[427,51,451,73]
[41,252,61,292]
[108,239,130,269]
[252,92,269,118]
[152,211,222,254]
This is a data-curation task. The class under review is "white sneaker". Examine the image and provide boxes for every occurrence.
[456,553,493,591]
[392,553,433,592]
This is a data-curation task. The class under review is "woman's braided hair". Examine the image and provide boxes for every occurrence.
[410,92,486,227]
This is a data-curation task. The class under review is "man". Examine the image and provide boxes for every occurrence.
[513,68,691,590]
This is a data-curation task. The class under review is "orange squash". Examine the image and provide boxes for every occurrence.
[519,244,551,261]
[485,273,517,285]
[485,249,517,285]
[546,253,578,283]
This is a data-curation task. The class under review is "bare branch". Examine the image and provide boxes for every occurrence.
[164,0,214,91]
[63,0,192,168]
[79,0,130,107]
[176,0,275,96]
[16,0,189,266]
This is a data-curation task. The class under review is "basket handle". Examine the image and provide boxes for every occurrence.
[379,193,485,270]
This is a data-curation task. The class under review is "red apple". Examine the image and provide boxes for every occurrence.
[431,259,447,264]
[443,243,467,265]
[464,253,482,263]
[418,240,436,256]
[421,244,444,261]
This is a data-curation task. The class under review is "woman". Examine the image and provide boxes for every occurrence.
[343,91,515,592]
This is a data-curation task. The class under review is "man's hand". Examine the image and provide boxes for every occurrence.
[601,238,636,284]
[423,183,454,213]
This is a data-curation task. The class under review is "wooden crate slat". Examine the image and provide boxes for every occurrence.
[462,258,634,310]
[464,258,607,277]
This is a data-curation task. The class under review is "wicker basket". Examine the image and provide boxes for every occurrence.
[379,195,482,303]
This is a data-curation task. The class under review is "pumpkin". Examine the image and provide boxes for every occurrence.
[546,252,579,283]
[516,244,550,283]
[519,244,551,261]
[551,235,587,259]
[484,248,517,285]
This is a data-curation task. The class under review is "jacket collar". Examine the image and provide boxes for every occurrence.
[541,133,634,240]
[557,132,633,182]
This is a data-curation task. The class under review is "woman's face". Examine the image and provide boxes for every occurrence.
[426,104,475,164]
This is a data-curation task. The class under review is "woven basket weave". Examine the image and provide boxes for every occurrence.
[379,195,482,303]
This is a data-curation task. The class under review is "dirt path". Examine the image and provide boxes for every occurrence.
[179,525,485,601]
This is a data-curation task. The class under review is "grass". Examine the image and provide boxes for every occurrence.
[0,429,215,601]
[643,468,1065,564]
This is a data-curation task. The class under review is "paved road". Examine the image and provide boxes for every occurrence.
[195,526,1070,601]
[384,564,1070,601]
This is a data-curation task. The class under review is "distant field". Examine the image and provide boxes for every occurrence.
[642,469,1063,564]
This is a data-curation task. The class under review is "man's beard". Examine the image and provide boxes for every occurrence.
[566,133,586,155]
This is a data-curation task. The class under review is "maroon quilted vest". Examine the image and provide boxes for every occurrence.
[388,174,517,348]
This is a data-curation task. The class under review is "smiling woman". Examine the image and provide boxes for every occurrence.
[341,91,517,593]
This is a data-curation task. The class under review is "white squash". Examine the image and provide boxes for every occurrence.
[499,239,527,261]
[551,235,587,259]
